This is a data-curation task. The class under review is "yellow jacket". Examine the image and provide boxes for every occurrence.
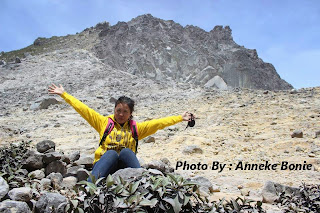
[61,92,183,164]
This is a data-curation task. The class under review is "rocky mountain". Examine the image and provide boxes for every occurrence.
[0,14,292,90]
[93,14,292,90]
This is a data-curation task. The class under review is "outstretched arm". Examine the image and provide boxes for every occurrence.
[137,111,196,140]
[47,83,106,133]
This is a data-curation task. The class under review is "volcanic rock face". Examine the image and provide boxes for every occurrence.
[93,14,292,90]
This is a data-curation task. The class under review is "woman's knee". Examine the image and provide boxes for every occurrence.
[101,149,118,159]
[119,148,134,157]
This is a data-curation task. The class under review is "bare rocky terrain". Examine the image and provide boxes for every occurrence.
[0,14,319,212]
[0,48,319,212]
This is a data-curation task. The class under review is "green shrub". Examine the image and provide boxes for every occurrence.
[65,170,265,213]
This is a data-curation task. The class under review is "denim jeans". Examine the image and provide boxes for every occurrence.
[89,148,141,182]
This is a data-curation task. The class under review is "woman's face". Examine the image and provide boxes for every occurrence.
[114,103,132,125]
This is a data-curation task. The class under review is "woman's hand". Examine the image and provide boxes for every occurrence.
[181,111,195,121]
[48,83,65,95]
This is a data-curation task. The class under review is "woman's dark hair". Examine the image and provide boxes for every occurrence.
[115,96,135,114]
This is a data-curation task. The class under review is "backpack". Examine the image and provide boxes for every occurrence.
[98,118,139,154]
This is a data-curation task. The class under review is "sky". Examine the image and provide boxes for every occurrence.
[1,0,319,89]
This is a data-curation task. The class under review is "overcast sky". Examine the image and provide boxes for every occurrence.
[1,0,319,89]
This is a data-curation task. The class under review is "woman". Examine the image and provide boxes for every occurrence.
[48,83,193,180]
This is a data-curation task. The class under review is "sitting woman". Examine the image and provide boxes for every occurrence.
[48,83,193,180]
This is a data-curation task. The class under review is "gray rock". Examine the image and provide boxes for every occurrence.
[29,170,45,180]
[35,192,67,213]
[77,168,90,181]
[69,151,80,162]
[61,155,71,164]
[315,130,320,138]
[47,173,63,189]
[190,176,217,194]
[45,160,67,176]
[109,97,117,103]
[43,152,63,165]
[22,152,44,171]
[0,176,9,200]
[65,165,85,177]
[33,37,48,46]
[0,200,31,213]
[262,181,300,204]
[143,160,174,173]
[61,176,77,189]
[145,136,155,143]
[204,75,228,90]
[15,57,21,63]
[182,145,203,154]
[8,187,32,202]
[40,178,51,190]
[291,130,303,138]
[30,97,59,110]
[36,140,56,153]
[112,168,146,182]
[75,156,94,169]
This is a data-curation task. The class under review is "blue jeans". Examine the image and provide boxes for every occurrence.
[89,148,141,182]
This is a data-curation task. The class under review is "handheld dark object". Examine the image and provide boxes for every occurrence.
[186,113,195,129]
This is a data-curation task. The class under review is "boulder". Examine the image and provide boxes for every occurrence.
[45,160,67,176]
[30,97,59,110]
[112,168,146,182]
[75,156,94,169]
[61,176,77,189]
[190,176,218,194]
[0,200,31,213]
[65,165,85,177]
[8,187,32,202]
[43,152,63,165]
[15,57,21,63]
[36,140,56,153]
[0,176,9,200]
[204,75,228,90]
[143,160,174,173]
[22,152,44,171]
[69,151,80,162]
[35,192,67,213]
[40,178,51,191]
[261,181,300,204]
[29,170,46,180]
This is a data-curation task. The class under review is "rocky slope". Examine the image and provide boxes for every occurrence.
[0,48,319,212]
[1,14,292,90]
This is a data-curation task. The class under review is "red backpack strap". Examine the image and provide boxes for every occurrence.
[129,120,139,154]
[99,118,115,146]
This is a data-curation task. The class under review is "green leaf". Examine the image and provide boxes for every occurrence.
[167,174,179,185]
[184,195,191,206]
[152,178,162,191]
[130,181,140,194]
[128,194,138,204]
[71,199,78,208]
[76,207,84,213]
[113,184,124,194]
[140,198,158,208]
[164,195,182,213]
[106,175,114,187]
[231,198,240,211]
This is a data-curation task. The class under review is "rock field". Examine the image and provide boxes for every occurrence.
[0,48,319,211]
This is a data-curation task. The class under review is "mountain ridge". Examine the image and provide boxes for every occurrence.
[0,14,293,90]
